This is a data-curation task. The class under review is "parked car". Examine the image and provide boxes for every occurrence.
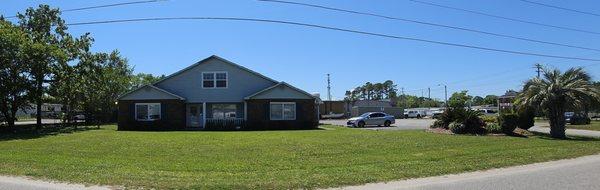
[347,112,395,128]
[564,112,575,122]
[569,113,591,125]
[476,109,498,115]
[404,110,424,119]
[72,114,86,121]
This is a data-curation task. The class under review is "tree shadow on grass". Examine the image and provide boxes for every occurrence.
[529,131,600,141]
[0,124,102,141]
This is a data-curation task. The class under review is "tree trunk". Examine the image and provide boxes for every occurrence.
[549,105,566,139]
[35,80,43,130]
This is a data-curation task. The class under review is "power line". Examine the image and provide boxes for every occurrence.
[518,0,600,18]
[66,17,600,62]
[258,0,600,52]
[3,0,167,19]
[408,0,600,35]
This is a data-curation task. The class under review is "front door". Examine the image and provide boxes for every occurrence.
[186,104,203,128]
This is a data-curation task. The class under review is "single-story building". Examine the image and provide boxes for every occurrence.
[118,55,319,130]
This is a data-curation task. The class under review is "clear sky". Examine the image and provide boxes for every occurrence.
[2,0,600,100]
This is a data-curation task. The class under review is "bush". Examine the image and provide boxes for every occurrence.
[450,122,466,134]
[430,120,448,129]
[462,110,486,134]
[480,115,498,124]
[485,123,502,134]
[517,106,535,130]
[570,114,591,125]
[499,113,519,134]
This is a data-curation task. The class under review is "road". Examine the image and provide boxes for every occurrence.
[333,154,600,190]
[321,119,434,130]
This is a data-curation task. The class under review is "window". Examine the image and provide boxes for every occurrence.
[212,104,237,119]
[202,72,227,88]
[270,102,296,120]
[135,103,161,121]
[370,113,385,118]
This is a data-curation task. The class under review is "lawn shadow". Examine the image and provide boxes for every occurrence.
[530,131,600,141]
[0,124,103,141]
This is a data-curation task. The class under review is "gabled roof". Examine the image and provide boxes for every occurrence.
[153,55,278,85]
[118,84,186,100]
[245,82,316,100]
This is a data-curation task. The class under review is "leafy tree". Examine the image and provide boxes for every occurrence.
[77,51,132,124]
[448,91,472,108]
[483,95,498,106]
[129,73,166,90]
[16,5,79,128]
[516,68,600,139]
[471,96,485,106]
[0,20,32,128]
[344,80,398,101]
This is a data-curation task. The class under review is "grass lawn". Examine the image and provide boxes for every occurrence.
[1,125,600,189]
[537,120,600,131]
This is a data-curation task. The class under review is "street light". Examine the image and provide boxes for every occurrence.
[438,84,447,107]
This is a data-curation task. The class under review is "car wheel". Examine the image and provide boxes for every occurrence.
[357,121,365,128]
[417,114,421,119]
[384,120,391,127]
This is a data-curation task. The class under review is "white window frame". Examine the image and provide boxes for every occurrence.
[270,102,296,120]
[135,103,161,121]
[202,71,228,89]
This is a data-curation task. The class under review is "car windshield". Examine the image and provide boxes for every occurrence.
[360,113,371,117]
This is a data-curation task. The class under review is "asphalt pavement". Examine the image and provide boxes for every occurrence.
[332,154,600,190]
[320,118,434,130]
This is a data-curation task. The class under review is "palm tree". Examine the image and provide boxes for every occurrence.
[517,67,600,138]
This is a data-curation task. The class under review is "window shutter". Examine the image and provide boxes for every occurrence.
[161,103,166,120]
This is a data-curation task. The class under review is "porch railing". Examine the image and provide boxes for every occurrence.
[205,118,246,130]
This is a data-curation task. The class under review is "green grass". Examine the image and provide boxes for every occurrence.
[565,121,600,131]
[1,125,600,189]
[537,120,600,131]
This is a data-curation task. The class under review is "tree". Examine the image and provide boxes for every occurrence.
[516,68,600,139]
[344,81,398,101]
[471,96,484,106]
[129,73,165,91]
[17,5,78,129]
[0,20,32,128]
[483,95,498,106]
[448,91,472,108]
[77,51,132,124]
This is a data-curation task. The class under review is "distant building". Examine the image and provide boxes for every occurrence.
[498,90,518,111]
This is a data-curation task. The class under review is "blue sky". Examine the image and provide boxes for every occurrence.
[2,0,600,100]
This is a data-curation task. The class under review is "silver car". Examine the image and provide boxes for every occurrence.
[347,112,395,128]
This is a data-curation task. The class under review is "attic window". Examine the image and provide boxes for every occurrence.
[202,72,227,88]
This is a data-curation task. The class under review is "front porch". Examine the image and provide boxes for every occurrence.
[185,102,247,130]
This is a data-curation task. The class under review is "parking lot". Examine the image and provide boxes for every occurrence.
[321,118,435,130]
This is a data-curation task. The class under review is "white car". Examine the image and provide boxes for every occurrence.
[73,114,85,120]
[404,110,424,118]
[347,112,395,128]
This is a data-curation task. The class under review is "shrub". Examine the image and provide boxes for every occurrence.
[461,110,486,134]
[480,115,498,124]
[517,106,535,130]
[485,123,502,134]
[499,113,519,134]
[430,120,448,129]
[450,122,466,134]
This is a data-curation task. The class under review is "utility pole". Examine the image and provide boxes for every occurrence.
[326,74,331,101]
[534,63,543,78]
[438,84,448,107]
[428,87,430,99]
